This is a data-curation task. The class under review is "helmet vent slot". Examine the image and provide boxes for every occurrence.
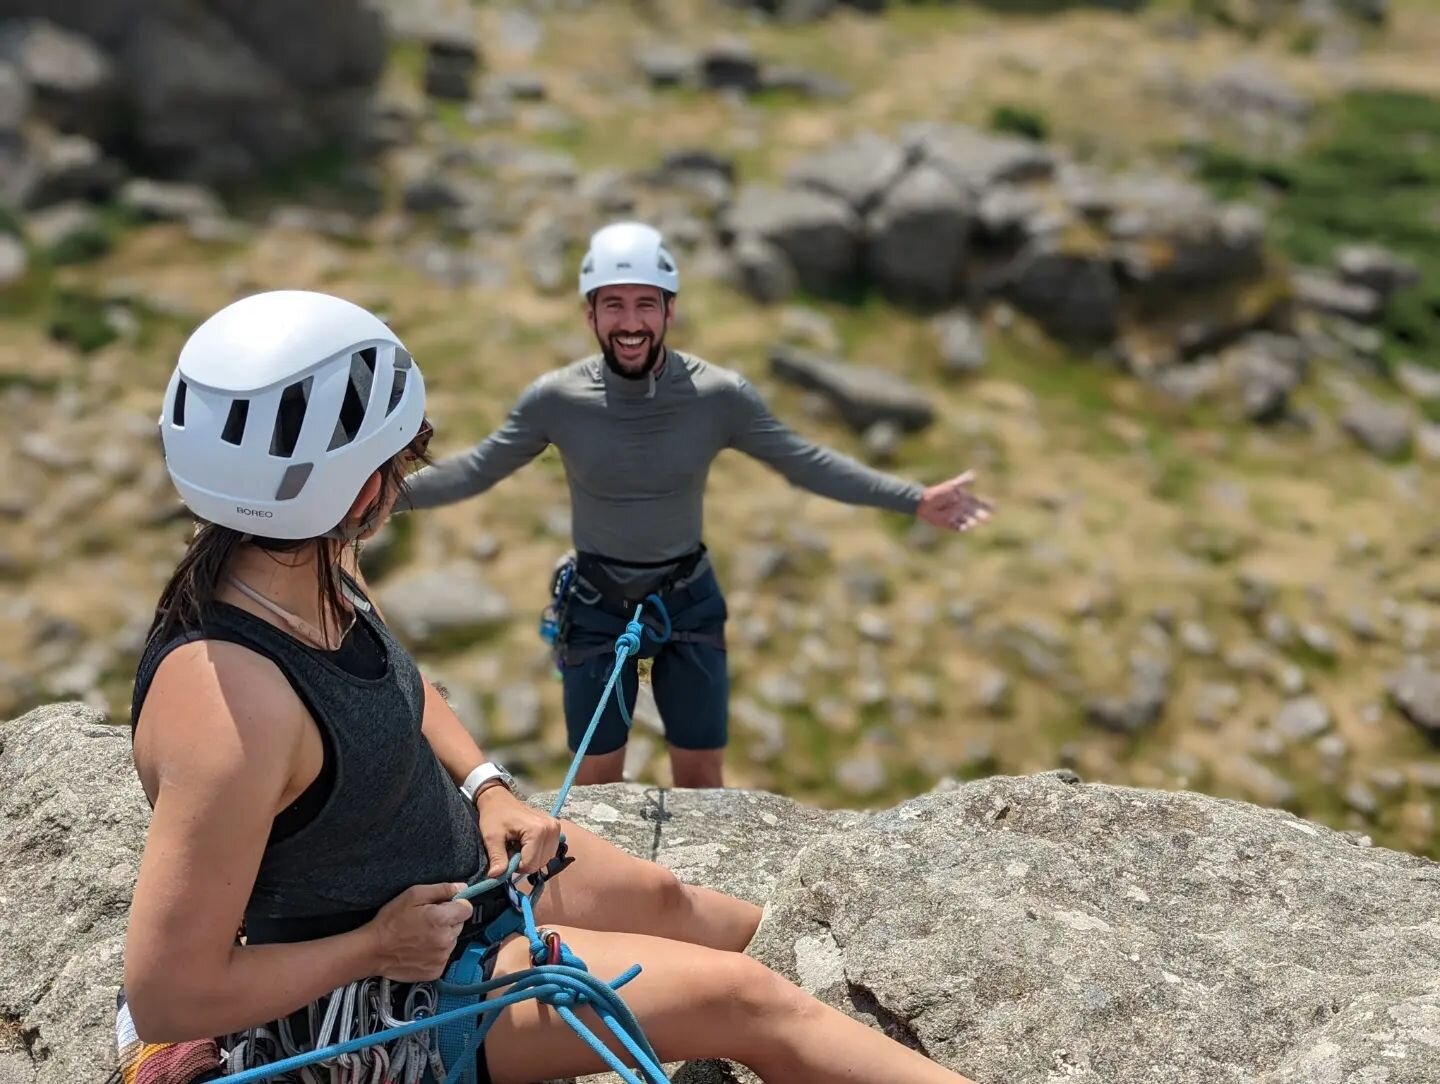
[329,350,376,451]
[270,377,312,457]
[220,399,250,446]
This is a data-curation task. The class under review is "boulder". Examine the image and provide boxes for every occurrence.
[864,163,974,307]
[722,185,861,296]
[5,708,1440,1083]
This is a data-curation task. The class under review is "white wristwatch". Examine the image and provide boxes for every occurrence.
[460,761,515,805]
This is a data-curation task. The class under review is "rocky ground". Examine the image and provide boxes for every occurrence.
[4,705,1439,1083]
[1,0,1438,857]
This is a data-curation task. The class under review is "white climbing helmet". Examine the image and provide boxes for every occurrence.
[578,221,679,298]
[158,290,427,540]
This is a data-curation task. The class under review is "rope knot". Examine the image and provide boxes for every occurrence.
[616,627,642,656]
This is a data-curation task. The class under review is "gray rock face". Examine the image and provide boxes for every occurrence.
[769,345,935,433]
[1002,244,1121,344]
[1,704,150,1084]
[0,1,386,183]
[744,774,1440,1084]
[0,20,116,139]
[10,710,1440,1084]
[864,163,973,307]
[722,185,861,296]
[787,133,908,214]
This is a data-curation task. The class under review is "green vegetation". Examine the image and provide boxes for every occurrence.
[47,290,117,354]
[989,103,1051,141]
[1189,89,1440,368]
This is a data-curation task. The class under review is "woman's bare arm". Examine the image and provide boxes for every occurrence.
[125,642,381,1042]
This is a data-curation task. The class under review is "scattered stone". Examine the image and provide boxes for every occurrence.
[495,683,542,742]
[1368,767,1407,796]
[861,419,901,464]
[1193,682,1241,729]
[1224,755,1296,808]
[732,697,786,762]
[0,20,116,138]
[699,37,761,93]
[1340,395,1414,459]
[1293,270,1383,322]
[933,310,987,375]
[0,60,30,133]
[636,43,696,88]
[835,748,887,797]
[375,564,511,648]
[1261,611,1294,647]
[769,345,935,433]
[977,670,1013,717]
[1395,361,1440,403]
[119,178,223,223]
[424,30,480,101]
[0,232,26,287]
[1179,621,1218,657]
[1298,622,1338,661]
[1343,781,1379,818]
[1273,696,1332,743]
[1387,659,1440,741]
[1335,244,1420,299]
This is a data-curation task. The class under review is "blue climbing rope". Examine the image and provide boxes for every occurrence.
[221,595,675,1084]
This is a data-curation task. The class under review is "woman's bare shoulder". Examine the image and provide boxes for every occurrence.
[135,639,309,796]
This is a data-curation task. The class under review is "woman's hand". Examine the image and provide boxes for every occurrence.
[367,883,474,982]
[476,787,564,878]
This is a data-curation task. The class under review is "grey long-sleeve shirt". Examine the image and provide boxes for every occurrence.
[403,351,924,564]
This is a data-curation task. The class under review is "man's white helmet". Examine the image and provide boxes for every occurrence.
[578,221,679,298]
[159,290,427,540]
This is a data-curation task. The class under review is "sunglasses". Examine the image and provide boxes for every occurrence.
[402,418,434,466]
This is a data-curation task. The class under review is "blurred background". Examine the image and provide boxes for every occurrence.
[0,0,1436,858]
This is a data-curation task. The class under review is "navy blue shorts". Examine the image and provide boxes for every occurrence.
[560,568,729,755]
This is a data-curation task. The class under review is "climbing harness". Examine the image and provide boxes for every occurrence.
[538,552,578,677]
[214,598,677,1084]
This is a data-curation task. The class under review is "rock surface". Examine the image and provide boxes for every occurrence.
[5,705,1440,1084]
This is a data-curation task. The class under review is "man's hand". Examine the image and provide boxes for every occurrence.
[476,786,563,878]
[917,469,993,532]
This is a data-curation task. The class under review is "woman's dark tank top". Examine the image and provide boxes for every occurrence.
[130,576,482,944]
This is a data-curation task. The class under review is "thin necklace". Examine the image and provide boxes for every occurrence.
[226,575,356,649]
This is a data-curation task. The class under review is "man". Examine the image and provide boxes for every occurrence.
[404,221,992,788]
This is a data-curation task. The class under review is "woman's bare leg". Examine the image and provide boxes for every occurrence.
[529,819,762,951]
[482,926,975,1084]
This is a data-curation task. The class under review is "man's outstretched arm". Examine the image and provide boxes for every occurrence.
[726,376,992,531]
[401,384,550,511]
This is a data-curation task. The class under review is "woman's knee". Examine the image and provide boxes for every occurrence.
[710,954,815,1033]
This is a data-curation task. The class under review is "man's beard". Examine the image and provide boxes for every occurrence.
[600,331,667,380]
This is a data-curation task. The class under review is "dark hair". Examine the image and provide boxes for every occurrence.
[149,434,431,648]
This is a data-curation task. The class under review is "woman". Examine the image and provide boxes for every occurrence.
[123,289,978,1083]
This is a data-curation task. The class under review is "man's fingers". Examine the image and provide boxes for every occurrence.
[951,469,976,490]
